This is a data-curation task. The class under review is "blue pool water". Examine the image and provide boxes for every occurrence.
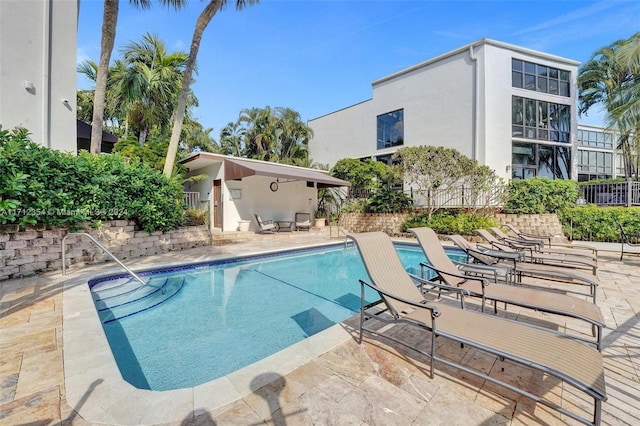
[89,242,465,391]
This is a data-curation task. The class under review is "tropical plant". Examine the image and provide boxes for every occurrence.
[90,0,187,154]
[402,209,498,235]
[112,33,191,146]
[578,33,640,179]
[502,177,578,214]
[1,125,186,232]
[215,105,312,164]
[163,0,261,177]
[331,158,394,195]
[393,146,481,219]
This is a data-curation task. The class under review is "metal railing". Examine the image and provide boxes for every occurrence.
[61,232,146,286]
[579,180,640,207]
[184,192,200,209]
[347,185,505,209]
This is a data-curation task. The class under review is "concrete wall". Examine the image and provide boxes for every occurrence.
[0,222,211,281]
[0,0,77,152]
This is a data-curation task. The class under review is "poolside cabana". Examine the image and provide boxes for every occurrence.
[179,152,350,232]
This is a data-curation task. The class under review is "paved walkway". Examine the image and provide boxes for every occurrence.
[1,230,639,425]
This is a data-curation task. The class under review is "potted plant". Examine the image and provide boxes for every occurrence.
[314,209,327,227]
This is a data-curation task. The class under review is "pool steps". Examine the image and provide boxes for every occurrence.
[92,276,185,324]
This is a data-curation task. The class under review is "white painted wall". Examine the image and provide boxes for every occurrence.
[188,162,318,232]
[0,0,77,152]
[225,176,317,232]
[308,39,581,182]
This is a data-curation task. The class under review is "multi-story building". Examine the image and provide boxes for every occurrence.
[576,124,630,182]
[308,38,584,181]
[0,0,78,152]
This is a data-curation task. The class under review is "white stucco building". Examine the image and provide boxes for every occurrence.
[0,0,78,152]
[309,38,581,181]
[180,153,349,232]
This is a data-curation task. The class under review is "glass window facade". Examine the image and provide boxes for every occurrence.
[577,129,614,149]
[577,149,612,181]
[512,96,570,143]
[512,143,571,180]
[377,109,404,150]
[512,59,571,97]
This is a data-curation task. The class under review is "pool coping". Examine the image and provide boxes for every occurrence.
[62,240,354,425]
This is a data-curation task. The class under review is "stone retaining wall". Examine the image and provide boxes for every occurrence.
[338,212,566,242]
[0,221,211,280]
[339,212,410,235]
[492,213,566,242]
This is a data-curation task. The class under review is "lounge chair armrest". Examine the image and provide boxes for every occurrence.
[358,278,442,318]
[409,273,472,302]
[418,262,489,288]
[477,245,524,261]
[454,261,509,283]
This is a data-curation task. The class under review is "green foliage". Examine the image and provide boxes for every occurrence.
[365,187,413,213]
[339,200,366,213]
[393,146,504,218]
[402,209,498,235]
[502,178,578,214]
[0,125,186,232]
[558,206,640,242]
[331,158,394,191]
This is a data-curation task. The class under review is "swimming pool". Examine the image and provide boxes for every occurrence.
[89,242,464,391]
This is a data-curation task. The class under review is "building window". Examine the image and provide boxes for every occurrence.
[512,59,571,97]
[512,96,570,143]
[577,149,613,181]
[512,143,571,180]
[377,109,404,150]
[577,129,614,149]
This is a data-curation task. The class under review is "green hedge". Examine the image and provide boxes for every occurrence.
[558,206,640,242]
[503,178,578,214]
[402,209,498,235]
[0,126,186,232]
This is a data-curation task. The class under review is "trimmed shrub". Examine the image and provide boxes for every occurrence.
[402,209,498,235]
[503,178,578,214]
[0,125,186,232]
[558,206,640,242]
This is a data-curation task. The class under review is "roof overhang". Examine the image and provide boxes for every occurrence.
[180,153,351,187]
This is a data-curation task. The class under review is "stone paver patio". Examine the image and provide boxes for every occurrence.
[1,230,639,425]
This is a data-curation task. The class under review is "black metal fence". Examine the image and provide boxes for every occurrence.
[578,181,640,207]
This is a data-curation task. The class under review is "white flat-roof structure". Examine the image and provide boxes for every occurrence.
[309,38,581,181]
[180,153,349,232]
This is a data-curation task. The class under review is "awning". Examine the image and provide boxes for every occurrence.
[224,157,351,187]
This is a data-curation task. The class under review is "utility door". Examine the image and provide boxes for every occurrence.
[213,180,222,228]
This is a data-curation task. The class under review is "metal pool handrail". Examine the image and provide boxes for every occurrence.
[61,232,146,286]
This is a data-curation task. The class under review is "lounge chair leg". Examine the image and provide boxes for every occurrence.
[499,356,505,372]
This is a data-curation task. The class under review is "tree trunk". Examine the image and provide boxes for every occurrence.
[90,0,119,154]
[163,1,222,177]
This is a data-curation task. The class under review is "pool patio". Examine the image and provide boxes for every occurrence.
[1,230,639,425]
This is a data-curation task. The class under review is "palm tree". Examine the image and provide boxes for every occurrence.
[579,34,640,179]
[220,121,245,156]
[274,106,312,163]
[90,0,187,154]
[163,0,260,177]
[113,33,190,146]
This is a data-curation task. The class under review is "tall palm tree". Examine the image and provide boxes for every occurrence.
[113,33,190,146]
[220,121,245,156]
[275,106,312,163]
[579,34,640,178]
[90,0,187,154]
[163,0,260,177]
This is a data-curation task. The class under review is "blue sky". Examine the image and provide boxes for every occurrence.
[77,0,640,138]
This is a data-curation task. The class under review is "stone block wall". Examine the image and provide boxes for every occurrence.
[339,213,410,236]
[0,221,211,280]
[338,212,566,242]
[492,213,566,242]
